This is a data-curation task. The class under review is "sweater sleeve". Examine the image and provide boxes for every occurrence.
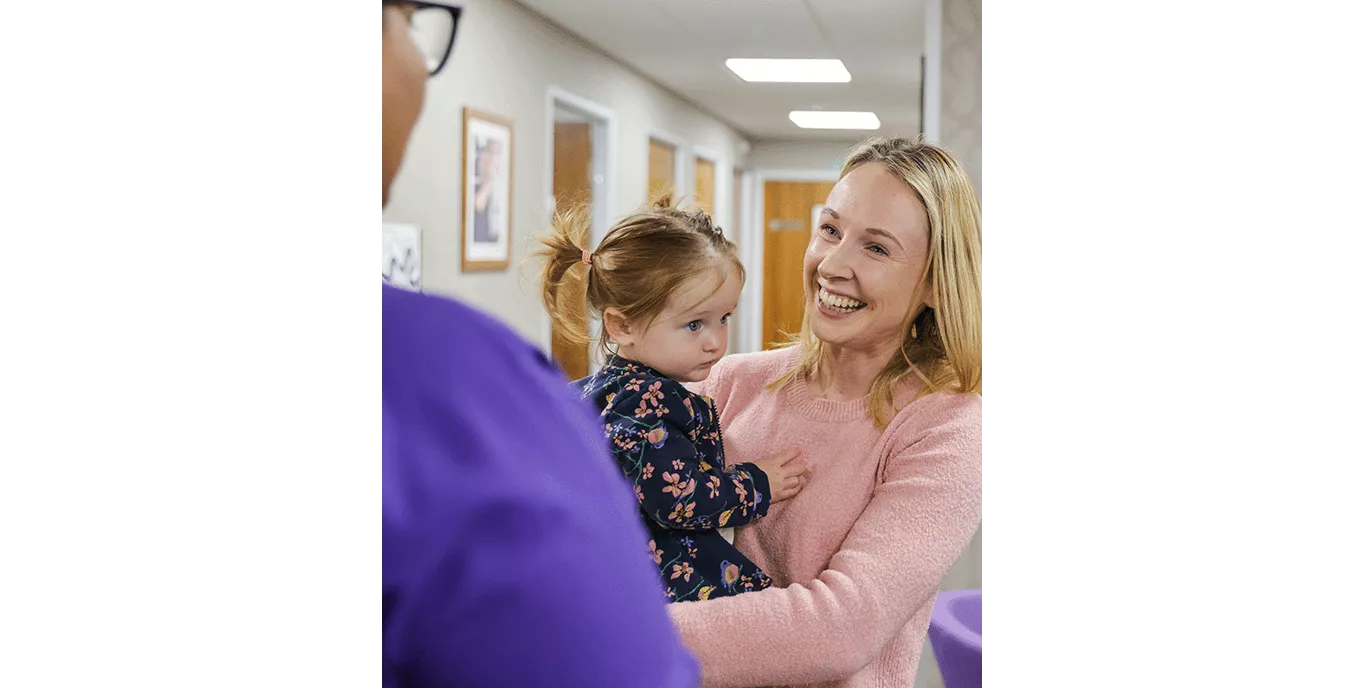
[606,376,771,531]
[667,394,982,687]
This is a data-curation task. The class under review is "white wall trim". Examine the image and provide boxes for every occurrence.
[757,168,841,183]
[741,167,841,354]
[543,87,619,368]
[737,169,757,353]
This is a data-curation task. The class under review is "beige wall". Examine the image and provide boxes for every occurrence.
[940,0,982,198]
[383,0,749,349]
[747,137,858,173]
[936,0,982,591]
[916,1,981,687]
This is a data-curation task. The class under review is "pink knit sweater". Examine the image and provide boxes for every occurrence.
[671,347,981,688]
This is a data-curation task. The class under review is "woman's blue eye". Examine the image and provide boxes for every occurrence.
[820,224,839,237]
[868,244,888,256]
[685,321,702,332]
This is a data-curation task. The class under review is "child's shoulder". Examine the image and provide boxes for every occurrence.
[601,359,688,391]
[591,365,711,430]
[581,359,689,408]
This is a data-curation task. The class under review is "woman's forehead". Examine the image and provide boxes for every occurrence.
[826,165,929,237]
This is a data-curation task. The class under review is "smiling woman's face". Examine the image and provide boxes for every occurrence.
[803,162,932,354]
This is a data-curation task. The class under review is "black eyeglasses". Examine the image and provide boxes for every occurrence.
[384,1,462,77]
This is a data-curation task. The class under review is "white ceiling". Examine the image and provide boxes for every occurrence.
[513,0,926,141]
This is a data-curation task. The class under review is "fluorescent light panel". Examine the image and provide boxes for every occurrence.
[788,111,881,130]
[725,58,851,83]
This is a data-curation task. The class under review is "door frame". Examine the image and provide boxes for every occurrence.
[740,168,841,354]
[543,87,619,372]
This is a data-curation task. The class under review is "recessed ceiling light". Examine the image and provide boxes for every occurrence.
[725,58,851,83]
[788,111,881,130]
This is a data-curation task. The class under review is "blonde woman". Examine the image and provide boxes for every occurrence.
[670,136,982,688]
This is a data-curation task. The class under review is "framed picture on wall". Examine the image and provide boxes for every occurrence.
[461,107,514,271]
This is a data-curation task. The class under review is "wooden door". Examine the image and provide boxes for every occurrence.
[551,122,592,381]
[694,157,716,216]
[648,139,676,203]
[762,180,837,350]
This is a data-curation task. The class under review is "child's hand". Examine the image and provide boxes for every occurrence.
[748,449,807,503]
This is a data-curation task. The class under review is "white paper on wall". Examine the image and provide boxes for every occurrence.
[382,222,422,292]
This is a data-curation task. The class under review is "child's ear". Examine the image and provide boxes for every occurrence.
[603,308,633,346]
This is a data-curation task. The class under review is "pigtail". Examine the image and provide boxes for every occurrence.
[536,204,594,346]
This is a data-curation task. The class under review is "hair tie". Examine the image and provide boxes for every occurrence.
[581,249,593,266]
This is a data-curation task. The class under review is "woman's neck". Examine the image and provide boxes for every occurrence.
[809,342,895,401]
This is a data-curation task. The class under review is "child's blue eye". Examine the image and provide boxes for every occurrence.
[719,314,730,325]
[685,320,702,332]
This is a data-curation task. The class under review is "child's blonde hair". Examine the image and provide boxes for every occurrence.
[539,195,745,360]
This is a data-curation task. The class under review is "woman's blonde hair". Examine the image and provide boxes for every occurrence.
[772,135,982,427]
[537,194,745,361]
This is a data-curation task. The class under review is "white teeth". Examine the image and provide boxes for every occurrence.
[818,288,865,312]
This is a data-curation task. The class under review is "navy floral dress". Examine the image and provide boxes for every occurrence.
[572,356,774,602]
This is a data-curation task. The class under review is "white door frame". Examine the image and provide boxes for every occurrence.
[740,168,841,354]
[736,169,756,353]
[543,87,619,372]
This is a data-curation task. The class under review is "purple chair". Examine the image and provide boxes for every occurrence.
[928,589,981,687]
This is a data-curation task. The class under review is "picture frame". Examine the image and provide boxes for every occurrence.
[461,107,514,272]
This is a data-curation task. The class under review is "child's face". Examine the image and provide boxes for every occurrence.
[618,264,742,383]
